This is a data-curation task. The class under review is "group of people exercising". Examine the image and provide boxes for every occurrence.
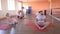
[5,9,50,30]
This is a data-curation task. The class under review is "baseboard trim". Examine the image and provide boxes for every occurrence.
[49,14,60,21]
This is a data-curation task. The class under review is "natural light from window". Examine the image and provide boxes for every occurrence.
[7,0,15,10]
[18,2,22,10]
[0,0,2,10]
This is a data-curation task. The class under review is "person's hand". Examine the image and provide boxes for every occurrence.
[38,27,42,29]
[39,27,44,30]
[41,28,44,30]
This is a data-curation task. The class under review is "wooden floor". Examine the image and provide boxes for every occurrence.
[0,14,60,34]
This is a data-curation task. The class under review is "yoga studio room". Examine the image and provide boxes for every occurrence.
[0,0,60,34]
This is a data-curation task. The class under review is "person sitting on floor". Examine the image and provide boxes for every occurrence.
[17,10,24,19]
[35,11,50,30]
[5,13,18,27]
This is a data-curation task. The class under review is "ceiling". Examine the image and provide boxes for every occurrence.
[18,0,60,2]
[18,0,50,2]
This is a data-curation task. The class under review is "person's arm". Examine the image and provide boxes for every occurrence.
[44,18,46,22]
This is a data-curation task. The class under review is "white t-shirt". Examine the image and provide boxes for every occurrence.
[37,15,46,25]
[36,12,46,26]
[17,13,22,17]
[36,13,41,19]
[36,13,46,22]
[38,15,46,22]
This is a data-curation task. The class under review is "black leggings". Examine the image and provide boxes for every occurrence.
[17,16,24,19]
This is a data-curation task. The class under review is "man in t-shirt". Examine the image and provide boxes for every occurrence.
[35,11,50,30]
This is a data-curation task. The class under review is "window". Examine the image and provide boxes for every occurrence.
[0,0,2,10]
[18,2,22,10]
[7,0,15,10]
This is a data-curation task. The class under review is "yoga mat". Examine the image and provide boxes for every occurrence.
[25,22,55,32]
[0,25,11,30]
[34,26,46,32]
[26,23,35,26]
[0,22,12,30]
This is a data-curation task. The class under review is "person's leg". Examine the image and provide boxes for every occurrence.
[41,22,50,30]
[17,16,19,18]
[44,22,50,26]
[20,17,23,19]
